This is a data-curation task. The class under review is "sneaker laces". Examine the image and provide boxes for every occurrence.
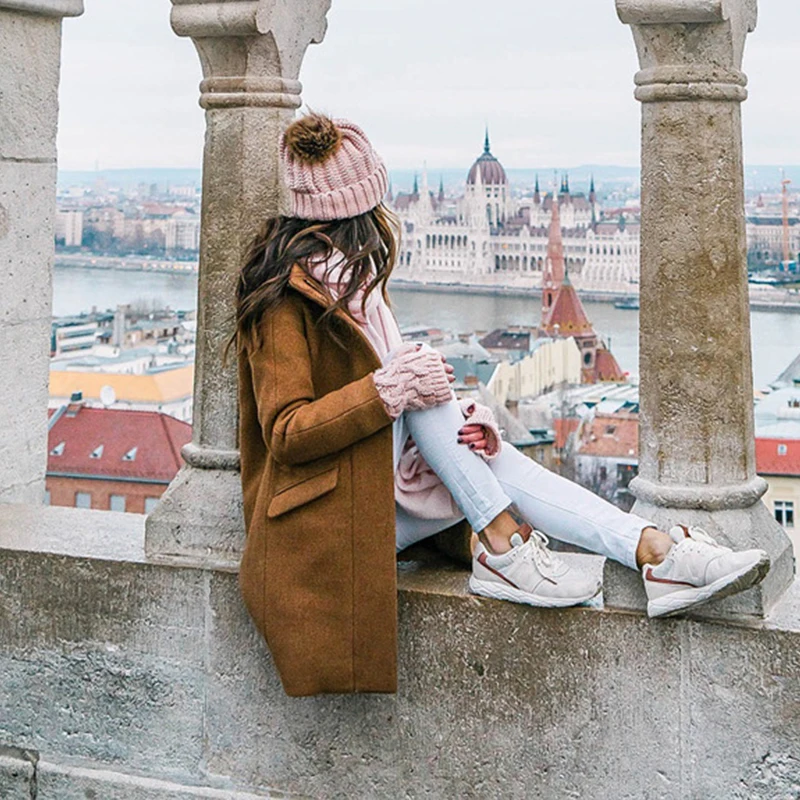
[678,525,731,555]
[523,529,564,575]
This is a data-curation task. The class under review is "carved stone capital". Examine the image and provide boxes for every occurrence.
[616,0,757,102]
[0,0,83,16]
[170,0,330,108]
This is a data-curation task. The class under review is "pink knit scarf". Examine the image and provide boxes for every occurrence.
[305,253,459,521]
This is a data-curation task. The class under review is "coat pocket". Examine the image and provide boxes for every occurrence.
[267,464,339,518]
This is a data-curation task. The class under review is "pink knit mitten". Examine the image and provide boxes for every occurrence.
[373,348,453,418]
[458,398,502,460]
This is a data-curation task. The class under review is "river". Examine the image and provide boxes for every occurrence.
[53,265,799,390]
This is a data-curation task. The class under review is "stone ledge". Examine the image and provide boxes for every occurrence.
[0,503,146,563]
[2,503,800,797]
[0,749,296,799]
[36,757,296,799]
[3,502,797,632]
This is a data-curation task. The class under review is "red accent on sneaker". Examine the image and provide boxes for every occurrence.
[477,552,520,590]
[515,522,533,542]
[644,565,696,587]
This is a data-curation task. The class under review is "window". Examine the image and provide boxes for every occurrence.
[122,446,138,461]
[144,497,160,514]
[110,494,126,512]
[75,492,91,509]
[777,444,788,456]
[775,500,795,529]
[89,444,104,459]
[50,442,65,456]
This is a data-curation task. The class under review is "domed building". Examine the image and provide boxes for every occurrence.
[465,129,509,227]
[390,129,640,300]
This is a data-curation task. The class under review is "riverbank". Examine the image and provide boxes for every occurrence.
[52,264,800,389]
[390,277,800,313]
[54,256,800,313]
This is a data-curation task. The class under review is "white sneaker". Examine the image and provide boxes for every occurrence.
[469,526,602,608]
[643,525,770,618]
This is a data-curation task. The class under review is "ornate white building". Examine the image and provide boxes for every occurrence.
[390,133,640,297]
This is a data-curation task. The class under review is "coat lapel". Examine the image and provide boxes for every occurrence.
[288,264,383,369]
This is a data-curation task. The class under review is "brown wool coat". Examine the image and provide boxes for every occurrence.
[237,265,415,696]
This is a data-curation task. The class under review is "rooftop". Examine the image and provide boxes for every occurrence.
[755,437,800,477]
[577,412,639,459]
[46,405,191,483]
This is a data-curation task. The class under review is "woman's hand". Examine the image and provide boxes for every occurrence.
[373,345,454,418]
[457,422,493,453]
[441,354,456,384]
[456,400,502,459]
[401,343,456,384]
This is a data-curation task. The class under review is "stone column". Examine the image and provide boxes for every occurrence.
[604,0,794,618]
[146,0,330,565]
[0,0,84,504]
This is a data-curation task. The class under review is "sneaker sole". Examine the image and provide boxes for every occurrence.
[469,575,601,608]
[647,553,771,619]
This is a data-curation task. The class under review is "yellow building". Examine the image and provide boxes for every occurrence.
[488,337,582,405]
[49,364,194,422]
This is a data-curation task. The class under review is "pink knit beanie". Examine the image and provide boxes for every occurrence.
[281,113,389,221]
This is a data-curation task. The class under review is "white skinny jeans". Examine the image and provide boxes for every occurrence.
[394,397,651,571]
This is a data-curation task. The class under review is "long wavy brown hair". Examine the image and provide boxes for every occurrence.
[225,202,399,361]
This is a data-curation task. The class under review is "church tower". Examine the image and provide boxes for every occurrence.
[539,198,626,384]
[541,196,566,319]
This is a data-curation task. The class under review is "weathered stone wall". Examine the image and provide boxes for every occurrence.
[1,507,799,799]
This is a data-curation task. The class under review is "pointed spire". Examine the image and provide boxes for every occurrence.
[589,173,596,206]
[541,192,566,323]
[412,173,419,197]
[534,174,541,205]
[438,175,445,203]
[484,126,491,155]
[564,172,570,194]
[590,173,595,193]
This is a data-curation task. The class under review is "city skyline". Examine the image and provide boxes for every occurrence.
[58,0,800,172]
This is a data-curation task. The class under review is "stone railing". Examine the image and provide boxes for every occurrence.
[1,0,798,797]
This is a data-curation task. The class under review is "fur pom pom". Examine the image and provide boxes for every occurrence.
[284,114,343,165]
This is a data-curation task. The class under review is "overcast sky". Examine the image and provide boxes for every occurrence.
[57,0,800,172]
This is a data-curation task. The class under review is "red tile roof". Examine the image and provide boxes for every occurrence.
[47,405,191,483]
[595,346,627,383]
[554,417,580,450]
[577,413,639,458]
[756,438,800,476]
[541,279,594,337]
